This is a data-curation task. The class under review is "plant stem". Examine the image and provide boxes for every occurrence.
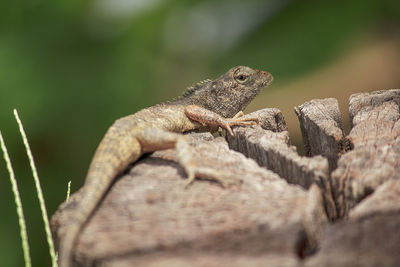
[0,131,32,267]
[14,109,58,267]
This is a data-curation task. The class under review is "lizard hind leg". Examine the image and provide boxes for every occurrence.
[136,128,197,182]
[175,137,237,188]
[136,128,232,188]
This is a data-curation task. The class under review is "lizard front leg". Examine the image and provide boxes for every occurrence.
[184,105,258,136]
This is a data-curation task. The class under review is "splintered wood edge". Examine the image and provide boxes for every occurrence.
[292,92,400,219]
[245,108,288,132]
[295,98,347,172]
[331,89,400,218]
[227,108,336,220]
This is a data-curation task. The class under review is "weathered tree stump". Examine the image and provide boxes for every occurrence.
[51,89,400,267]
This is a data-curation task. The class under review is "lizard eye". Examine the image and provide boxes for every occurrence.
[234,73,249,83]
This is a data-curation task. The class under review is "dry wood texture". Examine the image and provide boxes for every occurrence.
[295,90,400,267]
[333,90,400,217]
[295,98,349,172]
[52,89,400,266]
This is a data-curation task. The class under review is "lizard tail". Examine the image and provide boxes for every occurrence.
[58,169,118,267]
[58,130,142,267]
[58,212,85,267]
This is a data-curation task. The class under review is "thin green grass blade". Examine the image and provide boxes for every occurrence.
[14,109,58,267]
[0,131,32,267]
[66,181,71,202]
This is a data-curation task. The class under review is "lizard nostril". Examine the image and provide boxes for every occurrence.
[255,69,268,76]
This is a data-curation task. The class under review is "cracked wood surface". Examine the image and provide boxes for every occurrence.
[295,90,400,267]
[226,109,336,222]
[52,90,400,266]
[51,121,327,266]
[333,89,400,217]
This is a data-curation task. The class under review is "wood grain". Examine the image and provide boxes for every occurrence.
[51,90,400,266]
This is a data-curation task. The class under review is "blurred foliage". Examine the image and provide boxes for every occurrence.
[0,0,399,265]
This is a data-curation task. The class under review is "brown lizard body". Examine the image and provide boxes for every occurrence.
[58,66,273,266]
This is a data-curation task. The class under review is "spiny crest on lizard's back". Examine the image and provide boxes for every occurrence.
[182,79,212,97]
[166,79,212,104]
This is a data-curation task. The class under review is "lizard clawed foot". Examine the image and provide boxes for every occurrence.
[232,111,245,119]
[221,111,259,136]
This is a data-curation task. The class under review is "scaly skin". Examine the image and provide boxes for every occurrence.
[58,66,273,266]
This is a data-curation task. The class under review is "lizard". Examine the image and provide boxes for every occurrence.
[58,65,273,267]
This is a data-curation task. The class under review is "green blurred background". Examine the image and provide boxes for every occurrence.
[0,0,399,265]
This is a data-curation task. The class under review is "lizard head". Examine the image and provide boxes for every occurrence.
[203,66,273,118]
